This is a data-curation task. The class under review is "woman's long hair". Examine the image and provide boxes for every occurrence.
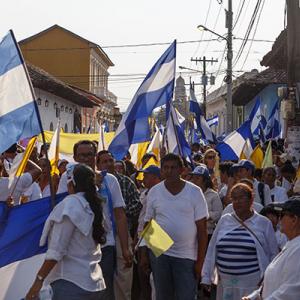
[73,164,106,245]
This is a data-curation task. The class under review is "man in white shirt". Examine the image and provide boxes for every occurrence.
[96,150,140,300]
[262,167,288,203]
[236,159,272,206]
[145,154,208,300]
[56,140,131,300]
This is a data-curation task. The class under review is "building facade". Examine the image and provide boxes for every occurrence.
[28,63,96,133]
[19,24,121,132]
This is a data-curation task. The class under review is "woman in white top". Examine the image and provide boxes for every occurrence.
[243,196,300,300]
[37,158,59,198]
[26,163,106,300]
[201,183,278,300]
[190,164,222,238]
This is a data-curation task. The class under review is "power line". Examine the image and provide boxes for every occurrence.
[239,0,266,70]
[200,1,224,57]
[21,37,274,52]
[233,0,263,67]
[234,0,251,36]
[233,0,246,30]
[191,0,213,61]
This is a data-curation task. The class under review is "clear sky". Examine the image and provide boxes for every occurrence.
[1,0,286,111]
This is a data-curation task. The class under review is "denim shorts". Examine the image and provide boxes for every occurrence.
[51,279,104,300]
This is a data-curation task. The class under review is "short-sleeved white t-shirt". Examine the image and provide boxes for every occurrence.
[100,173,126,247]
[144,180,208,260]
[0,173,33,205]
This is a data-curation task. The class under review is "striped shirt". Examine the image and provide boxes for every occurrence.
[216,227,259,276]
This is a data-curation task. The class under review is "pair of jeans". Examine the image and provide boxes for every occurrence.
[150,253,197,300]
[51,279,103,300]
[99,245,116,300]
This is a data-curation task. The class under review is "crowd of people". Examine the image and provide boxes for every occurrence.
[1,139,300,300]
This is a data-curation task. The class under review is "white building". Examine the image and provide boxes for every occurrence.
[28,63,97,132]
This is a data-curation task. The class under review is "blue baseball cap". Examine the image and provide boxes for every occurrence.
[141,165,161,177]
[237,159,255,171]
[190,164,210,178]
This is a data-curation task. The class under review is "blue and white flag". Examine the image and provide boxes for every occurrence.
[0,30,41,153]
[189,127,200,144]
[189,84,202,118]
[207,115,219,127]
[265,101,281,140]
[216,120,253,161]
[164,105,191,158]
[258,114,267,143]
[0,193,67,300]
[175,107,185,129]
[249,98,262,136]
[189,85,215,143]
[217,132,227,142]
[109,41,176,159]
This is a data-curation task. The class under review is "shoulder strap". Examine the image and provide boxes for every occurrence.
[231,213,264,248]
[258,182,265,206]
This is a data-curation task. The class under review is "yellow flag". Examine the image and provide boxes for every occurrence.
[262,140,273,168]
[141,219,174,257]
[136,141,150,169]
[240,139,252,160]
[147,127,162,162]
[15,137,37,177]
[250,144,264,168]
[136,157,159,181]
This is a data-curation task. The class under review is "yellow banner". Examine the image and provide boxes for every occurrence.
[38,131,115,155]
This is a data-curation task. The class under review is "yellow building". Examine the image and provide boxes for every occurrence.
[19,24,120,132]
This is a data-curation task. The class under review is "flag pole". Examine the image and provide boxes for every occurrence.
[169,40,183,157]
[10,30,56,208]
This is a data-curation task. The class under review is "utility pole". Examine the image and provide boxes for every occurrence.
[190,56,218,117]
[225,0,233,133]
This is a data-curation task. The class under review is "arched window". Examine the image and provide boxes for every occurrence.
[64,123,68,133]
[50,122,54,131]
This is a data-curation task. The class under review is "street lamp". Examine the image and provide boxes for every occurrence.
[197,21,233,133]
[197,25,227,41]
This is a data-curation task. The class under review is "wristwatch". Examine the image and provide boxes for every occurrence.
[36,274,44,282]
